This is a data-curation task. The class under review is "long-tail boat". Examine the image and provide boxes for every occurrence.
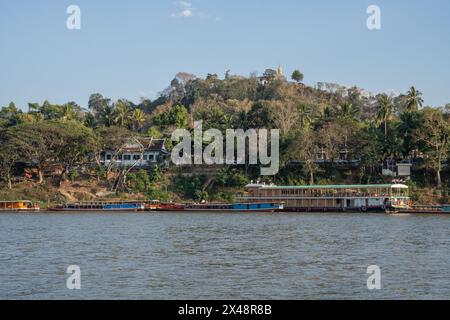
[49,201,144,212]
[0,200,40,212]
[393,204,450,214]
[156,202,185,211]
[182,202,283,213]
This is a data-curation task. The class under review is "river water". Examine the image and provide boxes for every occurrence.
[1,212,450,299]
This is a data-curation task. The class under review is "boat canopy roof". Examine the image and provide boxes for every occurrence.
[245,184,409,189]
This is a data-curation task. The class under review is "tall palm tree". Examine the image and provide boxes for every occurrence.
[129,109,146,132]
[114,101,130,128]
[376,94,394,141]
[404,86,424,112]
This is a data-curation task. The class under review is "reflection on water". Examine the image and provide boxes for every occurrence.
[1,212,450,299]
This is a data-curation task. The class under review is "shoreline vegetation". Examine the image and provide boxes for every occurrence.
[1,68,449,208]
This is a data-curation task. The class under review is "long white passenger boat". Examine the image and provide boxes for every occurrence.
[237,183,411,213]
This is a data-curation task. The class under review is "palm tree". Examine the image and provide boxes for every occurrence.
[100,105,115,127]
[129,109,146,132]
[298,103,312,128]
[376,94,394,141]
[404,86,424,112]
[338,102,359,120]
[60,103,77,121]
[114,101,130,128]
[84,113,97,129]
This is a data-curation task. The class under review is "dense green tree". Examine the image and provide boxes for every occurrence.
[288,128,320,184]
[0,129,20,189]
[263,69,277,81]
[7,122,66,184]
[152,105,188,128]
[291,70,304,83]
[88,93,111,116]
[0,102,22,127]
[127,170,150,193]
[247,101,275,128]
[397,111,422,157]
[53,121,96,186]
[352,126,384,183]
[413,108,449,188]
[147,126,163,138]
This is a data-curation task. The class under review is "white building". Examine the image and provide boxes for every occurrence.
[103,137,168,167]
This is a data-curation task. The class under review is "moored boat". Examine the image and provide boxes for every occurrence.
[0,200,40,212]
[156,202,185,211]
[49,201,144,212]
[139,200,160,211]
[393,204,450,214]
[182,202,283,213]
[237,183,411,213]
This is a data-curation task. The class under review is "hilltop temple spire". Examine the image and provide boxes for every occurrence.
[277,65,283,80]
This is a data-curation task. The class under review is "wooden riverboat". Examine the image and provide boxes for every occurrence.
[139,200,160,211]
[182,202,283,213]
[0,200,40,212]
[49,201,145,212]
[393,204,450,214]
[237,183,411,213]
[156,203,185,211]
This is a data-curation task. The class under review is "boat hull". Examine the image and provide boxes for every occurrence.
[155,202,283,212]
[0,208,40,212]
[182,203,283,213]
[388,204,450,214]
[279,205,389,213]
[0,200,40,212]
[48,208,143,212]
[48,202,145,212]
[183,208,279,213]
[156,204,185,211]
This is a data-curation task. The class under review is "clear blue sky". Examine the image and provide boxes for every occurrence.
[1,0,449,110]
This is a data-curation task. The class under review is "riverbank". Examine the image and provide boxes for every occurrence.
[0,180,448,210]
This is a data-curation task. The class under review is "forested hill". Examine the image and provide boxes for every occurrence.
[1,68,449,204]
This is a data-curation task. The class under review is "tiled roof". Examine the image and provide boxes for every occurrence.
[120,137,166,152]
